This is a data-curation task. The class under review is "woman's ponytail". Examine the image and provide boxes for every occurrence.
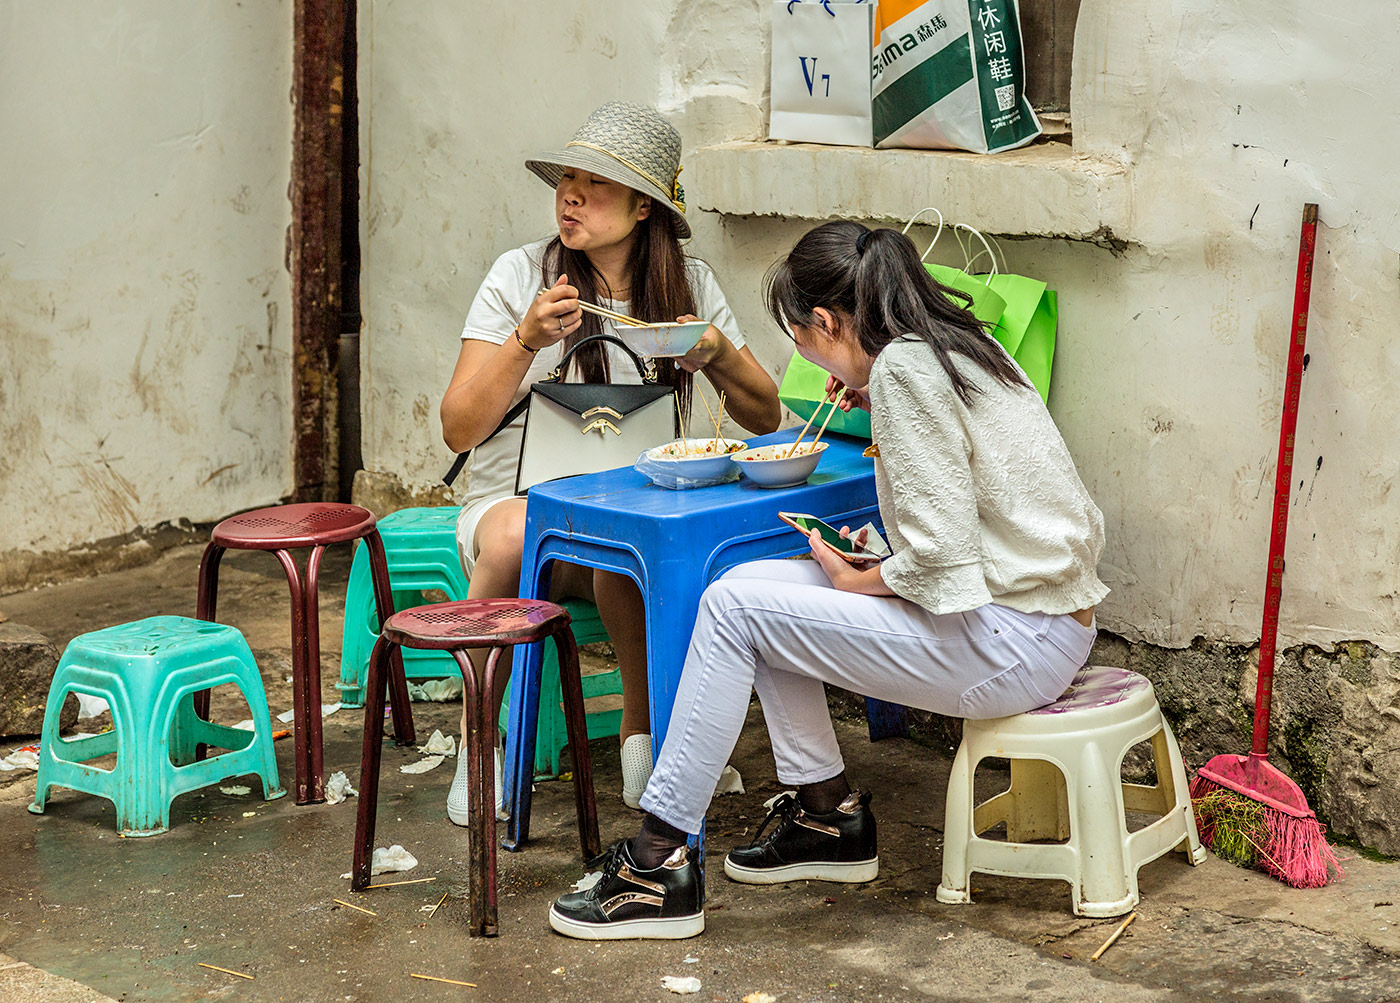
[767,221,1029,405]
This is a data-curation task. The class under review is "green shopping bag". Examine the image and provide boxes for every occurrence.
[779,353,872,439]
[925,264,1056,403]
[984,273,1056,402]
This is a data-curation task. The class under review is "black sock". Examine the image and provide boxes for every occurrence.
[629,813,689,869]
[798,773,852,815]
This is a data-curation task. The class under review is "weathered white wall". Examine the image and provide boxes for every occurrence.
[359,0,1400,655]
[0,2,294,585]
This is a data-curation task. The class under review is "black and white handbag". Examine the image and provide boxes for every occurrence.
[443,335,679,494]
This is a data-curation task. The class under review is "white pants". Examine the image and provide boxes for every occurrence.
[639,559,1097,835]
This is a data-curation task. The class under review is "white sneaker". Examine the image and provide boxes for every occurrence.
[621,733,654,810]
[447,737,505,825]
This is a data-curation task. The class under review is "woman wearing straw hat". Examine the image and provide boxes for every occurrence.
[440,101,781,826]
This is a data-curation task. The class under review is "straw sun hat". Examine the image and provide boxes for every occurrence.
[525,101,690,239]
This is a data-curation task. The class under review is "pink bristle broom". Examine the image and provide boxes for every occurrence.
[1188,203,1342,888]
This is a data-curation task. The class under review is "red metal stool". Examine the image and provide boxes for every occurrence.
[196,503,416,805]
[351,598,600,937]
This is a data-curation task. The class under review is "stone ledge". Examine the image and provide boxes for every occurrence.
[690,139,1131,244]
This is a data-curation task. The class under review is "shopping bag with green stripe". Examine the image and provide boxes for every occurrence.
[872,0,1040,153]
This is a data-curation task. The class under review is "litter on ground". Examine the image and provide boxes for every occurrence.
[325,771,357,804]
[416,729,457,756]
[400,755,444,774]
[661,975,702,994]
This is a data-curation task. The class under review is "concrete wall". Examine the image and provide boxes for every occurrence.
[0,2,294,589]
[359,1,1400,847]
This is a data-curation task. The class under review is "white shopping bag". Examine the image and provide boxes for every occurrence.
[873,0,1041,152]
[769,0,876,147]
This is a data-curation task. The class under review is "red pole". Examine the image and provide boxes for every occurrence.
[1251,203,1318,757]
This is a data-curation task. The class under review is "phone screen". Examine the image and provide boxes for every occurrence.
[783,514,864,555]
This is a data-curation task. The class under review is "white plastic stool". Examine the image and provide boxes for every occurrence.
[936,665,1206,917]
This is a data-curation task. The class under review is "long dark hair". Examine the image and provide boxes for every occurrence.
[541,206,696,417]
[765,221,1028,405]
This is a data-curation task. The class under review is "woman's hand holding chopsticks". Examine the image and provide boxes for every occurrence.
[521,275,583,351]
[824,374,870,413]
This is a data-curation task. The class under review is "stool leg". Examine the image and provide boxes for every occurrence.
[304,545,329,802]
[1157,723,1207,863]
[553,625,600,860]
[1072,740,1135,916]
[352,636,395,891]
[477,647,503,937]
[935,742,976,905]
[363,530,416,745]
[274,548,318,805]
[193,542,226,762]
[452,649,490,936]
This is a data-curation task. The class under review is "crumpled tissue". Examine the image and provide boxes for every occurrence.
[713,764,744,795]
[0,746,40,772]
[370,844,417,875]
[407,678,463,702]
[325,771,357,804]
[417,729,457,757]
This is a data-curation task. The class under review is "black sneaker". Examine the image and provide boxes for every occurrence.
[548,840,704,940]
[723,790,879,884]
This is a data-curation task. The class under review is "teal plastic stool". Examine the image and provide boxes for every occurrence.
[334,506,624,775]
[337,507,470,707]
[28,616,284,836]
[500,598,622,778]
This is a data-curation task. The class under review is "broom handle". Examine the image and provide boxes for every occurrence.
[1251,203,1318,757]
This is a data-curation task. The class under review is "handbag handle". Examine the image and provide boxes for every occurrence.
[442,333,663,486]
[551,333,658,384]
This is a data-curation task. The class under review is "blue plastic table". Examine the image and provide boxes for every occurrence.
[503,428,899,849]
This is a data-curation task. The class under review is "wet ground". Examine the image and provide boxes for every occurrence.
[1,543,1398,1002]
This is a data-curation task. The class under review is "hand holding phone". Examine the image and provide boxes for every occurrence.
[778,512,878,564]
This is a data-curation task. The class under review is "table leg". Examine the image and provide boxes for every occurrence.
[865,698,910,740]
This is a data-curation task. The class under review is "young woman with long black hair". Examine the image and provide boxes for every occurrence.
[548,220,1108,940]
[440,102,780,825]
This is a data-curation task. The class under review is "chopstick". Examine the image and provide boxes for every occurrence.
[786,393,838,458]
[577,300,649,328]
[806,396,842,452]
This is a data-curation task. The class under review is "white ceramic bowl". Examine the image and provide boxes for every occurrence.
[731,441,829,488]
[642,438,748,481]
[619,320,710,358]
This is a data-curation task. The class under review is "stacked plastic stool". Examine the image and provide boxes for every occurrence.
[936,664,1206,917]
[336,506,623,777]
[28,616,284,836]
[338,507,469,708]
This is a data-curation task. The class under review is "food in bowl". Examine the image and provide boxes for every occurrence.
[731,441,829,488]
[657,438,746,458]
[638,438,748,486]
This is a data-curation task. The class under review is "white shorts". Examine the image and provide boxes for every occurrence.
[454,494,519,579]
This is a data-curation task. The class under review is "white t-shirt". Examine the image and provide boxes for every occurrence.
[457,238,747,507]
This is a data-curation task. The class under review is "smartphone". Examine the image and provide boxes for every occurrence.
[777,512,877,563]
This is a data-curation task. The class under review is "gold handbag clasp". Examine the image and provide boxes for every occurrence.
[581,418,622,436]
[581,406,624,421]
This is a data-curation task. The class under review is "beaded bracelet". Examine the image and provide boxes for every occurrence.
[513,326,538,354]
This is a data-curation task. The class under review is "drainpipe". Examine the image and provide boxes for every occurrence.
[289,0,347,502]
